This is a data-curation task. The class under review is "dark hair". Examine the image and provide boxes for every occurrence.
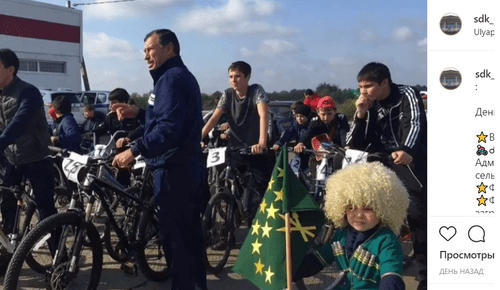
[84,104,95,111]
[305,89,314,96]
[144,29,180,56]
[290,101,304,111]
[357,62,392,85]
[228,61,251,78]
[52,95,72,114]
[109,88,130,103]
[0,48,19,77]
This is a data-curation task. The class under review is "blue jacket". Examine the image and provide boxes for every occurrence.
[132,56,204,170]
[275,119,309,147]
[53,113,82,152]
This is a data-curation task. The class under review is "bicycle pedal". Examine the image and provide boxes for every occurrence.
[121,261,138,277]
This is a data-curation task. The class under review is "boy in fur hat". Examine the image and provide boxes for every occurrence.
[294,162,409,290]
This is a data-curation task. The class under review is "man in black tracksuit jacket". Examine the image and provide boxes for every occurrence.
[112,30,207,290]
[346,62,427,290]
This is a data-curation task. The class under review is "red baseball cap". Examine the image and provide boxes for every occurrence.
[317,96,336,110]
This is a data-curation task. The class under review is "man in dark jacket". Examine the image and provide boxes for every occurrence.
[0,49,57,243]
[112,29,207,290]
[346,62,427,290]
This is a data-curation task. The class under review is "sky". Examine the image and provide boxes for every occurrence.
[37,0,427,95]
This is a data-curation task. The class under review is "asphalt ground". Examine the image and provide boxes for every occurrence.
[0,225,420,290]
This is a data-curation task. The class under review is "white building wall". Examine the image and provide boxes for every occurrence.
[0,0,83,91]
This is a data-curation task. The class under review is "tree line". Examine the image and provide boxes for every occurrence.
[131,83,427,120]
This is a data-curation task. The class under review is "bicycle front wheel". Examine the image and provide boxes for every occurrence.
[3,211,103,290]
[202,191,234,275]
[136,205,171,281]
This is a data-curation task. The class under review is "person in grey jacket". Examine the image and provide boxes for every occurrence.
[0,49,57,242]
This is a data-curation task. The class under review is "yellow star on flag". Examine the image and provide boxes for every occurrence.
[477,132,488,143]
[266,203,279,219]
[277,167,284,178]
[259,199,267,213]
[267,177,275,191]
[261,221,273,238]
[477,182,488,193]
[254,258,264,275]
[251,220,261,235]
[477,195,487,206]
[265,265,275,284]
[273,189,284,202]
[251,238,262,254]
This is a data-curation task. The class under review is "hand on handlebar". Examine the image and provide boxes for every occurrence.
[116,137,131,149]
[294,143,306,153]
[112,149,135,169]
[251,142,267,155]
[391,150,413,165]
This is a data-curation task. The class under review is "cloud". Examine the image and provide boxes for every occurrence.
[240,47,254,56]
[392,26,412,42]
[84,0,191,19]
[176,0,296,36]
[359,30,376,43]
[84,32,140,61]
[258,39,300,56]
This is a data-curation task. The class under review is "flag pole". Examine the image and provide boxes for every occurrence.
[285,212,292,289]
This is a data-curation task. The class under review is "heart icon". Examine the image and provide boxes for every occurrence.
[439,226,457,241]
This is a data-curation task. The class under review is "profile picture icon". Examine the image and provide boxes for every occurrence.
[440,13,462,35]
[440,68,462,90]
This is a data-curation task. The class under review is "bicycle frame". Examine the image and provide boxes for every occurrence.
[0,178,36,254]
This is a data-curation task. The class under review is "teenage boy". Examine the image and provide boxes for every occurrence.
[347,62,427,290]
[202,61,271,215]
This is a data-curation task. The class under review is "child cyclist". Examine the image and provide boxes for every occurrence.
[294,162,409,290]
[293,96,349,152]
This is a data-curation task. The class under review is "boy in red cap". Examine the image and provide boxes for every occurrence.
[294,96,349,153]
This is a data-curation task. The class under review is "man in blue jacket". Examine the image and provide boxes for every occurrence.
[0,49,57,270]
[112,29,207,290]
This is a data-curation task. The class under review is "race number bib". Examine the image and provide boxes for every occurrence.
[316,158,328,181]
[206,147,226,168]
[289,154,301,177]
[62,152,89,184]
[342,149,368,168]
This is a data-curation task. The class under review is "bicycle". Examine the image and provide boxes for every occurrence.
[3,141,169,289]
[202,146,264,275]
[0,174,39,275]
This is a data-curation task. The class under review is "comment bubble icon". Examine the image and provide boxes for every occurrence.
[468,225,486,242]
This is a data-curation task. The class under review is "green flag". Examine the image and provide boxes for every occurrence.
[233,145,325,290]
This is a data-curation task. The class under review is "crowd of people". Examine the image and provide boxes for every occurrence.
[0,27,427,290]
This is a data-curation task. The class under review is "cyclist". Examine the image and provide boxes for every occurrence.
[0,49,57,241]
[80,104,106,152]
[272,103,311,172]
[50,95,82,152]
[346,62,427,290]
[93,88,145,142]
[202,61,272,216]
[294,162,409,290]
[303,88,321,111]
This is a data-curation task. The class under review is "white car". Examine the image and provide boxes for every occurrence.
[79,90,111,115]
